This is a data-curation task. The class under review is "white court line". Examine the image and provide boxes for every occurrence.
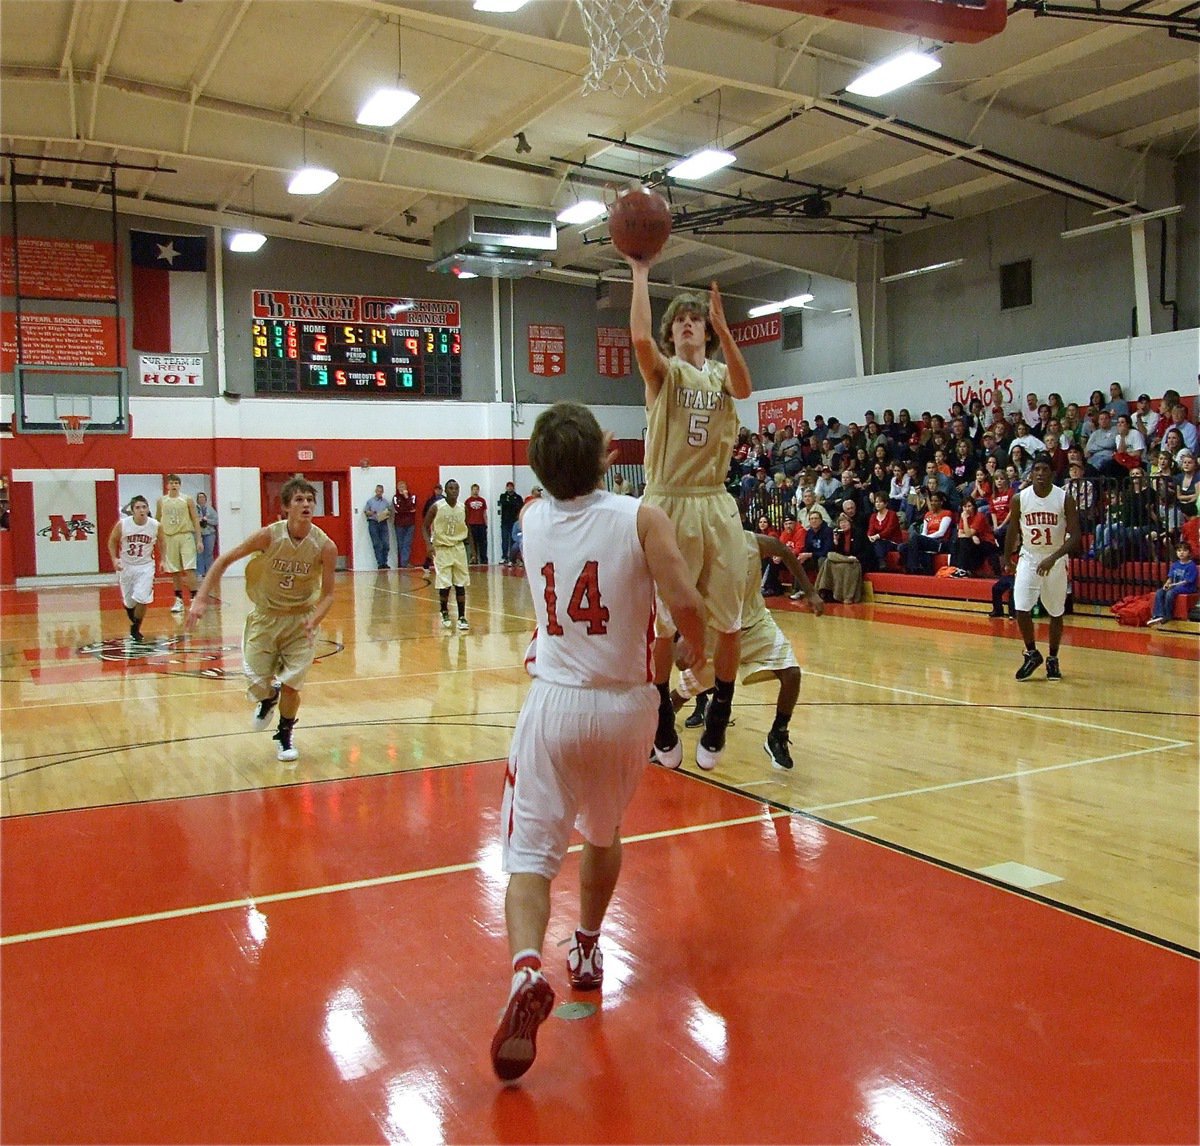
[370,579,536,626]
[805,670,1193,745]
[0,810,786,947]
[838,816,877,825]
[803,741,1188,813]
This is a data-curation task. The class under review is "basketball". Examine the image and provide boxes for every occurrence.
[608,187,672,260]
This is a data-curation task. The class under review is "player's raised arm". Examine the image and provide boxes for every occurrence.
[637,502,705,669]
[626,255,668,403]
[708,281,752,399]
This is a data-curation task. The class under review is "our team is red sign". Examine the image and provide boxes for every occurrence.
[529,324,565,376]
[596,326,631,377]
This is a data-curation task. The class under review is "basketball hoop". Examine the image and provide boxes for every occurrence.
[59,415,90,446]
[576,0,670,97]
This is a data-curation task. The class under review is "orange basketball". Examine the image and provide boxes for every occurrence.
[608,187,672,261]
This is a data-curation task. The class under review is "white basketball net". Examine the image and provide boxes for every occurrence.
[576,0,670,98]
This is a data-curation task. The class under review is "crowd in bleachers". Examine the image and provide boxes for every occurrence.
[727,382,1199,603]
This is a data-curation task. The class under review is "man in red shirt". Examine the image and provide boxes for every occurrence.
[464,483,488,564]
[902,491,953,574]
[392,479,418,567]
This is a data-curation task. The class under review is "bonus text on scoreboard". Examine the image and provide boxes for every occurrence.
[251,291,462,398]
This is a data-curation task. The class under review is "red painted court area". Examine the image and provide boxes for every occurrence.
[2,764,1195,1144]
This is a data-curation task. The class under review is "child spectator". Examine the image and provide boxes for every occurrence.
[1148,541,1197,626]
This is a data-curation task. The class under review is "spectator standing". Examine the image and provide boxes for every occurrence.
[464,483,488,564]
[498,481,523,564]
[195,491,218,578]
[392,480,418,568]
[364,484,390,570]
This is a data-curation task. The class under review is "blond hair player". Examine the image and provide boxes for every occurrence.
[626,253,752,771]
[186,478,336,762]
[156,474,202,614]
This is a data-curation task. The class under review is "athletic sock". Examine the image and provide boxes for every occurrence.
[771,712,790,735]
[512,949,542,974]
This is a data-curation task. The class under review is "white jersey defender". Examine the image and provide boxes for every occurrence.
[1014,483,1069,616]
[503,489,659,881]
[522,491,656,688]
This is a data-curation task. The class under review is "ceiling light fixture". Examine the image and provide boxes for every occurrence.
[1060,204,1182,239]
[228,172,267,253]
[357,20,420,127]
[747,293,813,318]
[879,258,963,284]
[473,0,529,10]
[846,49,942,98]
[556,199,606,225]
[453,268,479,279]
[228,231,266,253]
[668,148,736,181]
[288,118,338,195]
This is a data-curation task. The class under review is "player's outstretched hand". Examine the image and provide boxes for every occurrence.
[185,597,207,631]
[708,281,730,336]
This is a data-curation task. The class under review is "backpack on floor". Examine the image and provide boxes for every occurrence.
[1111,592,1155,627]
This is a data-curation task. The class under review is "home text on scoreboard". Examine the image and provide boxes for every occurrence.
[250,292,462,398]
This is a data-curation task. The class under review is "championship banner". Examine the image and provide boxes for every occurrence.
[596,326,631,378]
[0,312,120,370]
[0,237,117,301]
[528,324,565,377]
[757,396,803,435]
[139,355,204,387]
[729,315,781,347]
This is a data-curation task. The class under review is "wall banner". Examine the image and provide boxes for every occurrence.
[138,355,204,387]
[528,324,566,377]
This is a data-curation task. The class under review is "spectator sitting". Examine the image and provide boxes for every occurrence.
[814,465,842,505]
[815,512,864,603]
[801,510,834,578]
[1064,461,1099,533]
[1166,403,1198,454]
[1061,404,1085,446]
[954,498,1000,576]
[1163,427,1190,467]
[777,425,803,476]
[1148,541,1198,626]
[1010,421,1044,457]
[866,491,904,567]
[1132,394,1160,442]
[888,462,911,514]
[1174,450,1198,519]
[902,490,954,574]
[1009,444,1034,484]
[798,487,833,529]
[507,518,524,569]
[868,461,891,497]
[949,440,975,486]
[1095,470,1156,564]
[1082,389,1106,435]
[757,515,786,596]
[1113,413,1147,474]
[1105,381,1130,419]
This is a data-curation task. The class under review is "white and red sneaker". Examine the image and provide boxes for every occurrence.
[490,967,555,1082]
[567,931,603,990]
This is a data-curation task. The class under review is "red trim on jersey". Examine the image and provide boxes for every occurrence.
[644,602,656,682]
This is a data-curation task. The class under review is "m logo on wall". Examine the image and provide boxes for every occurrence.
[33,481,100,575]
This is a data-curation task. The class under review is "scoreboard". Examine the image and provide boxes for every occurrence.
[250,292,462,398]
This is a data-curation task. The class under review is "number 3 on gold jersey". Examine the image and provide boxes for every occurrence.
[278,573,295,590]
[688,413,710,447]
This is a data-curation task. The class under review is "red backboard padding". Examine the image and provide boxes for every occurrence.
[741,0,1006,44]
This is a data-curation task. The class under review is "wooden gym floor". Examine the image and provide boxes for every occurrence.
[1,568,1196,1143]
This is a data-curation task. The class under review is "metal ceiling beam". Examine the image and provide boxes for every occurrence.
[1039,58,1197,127]
[1110,108,1199,150]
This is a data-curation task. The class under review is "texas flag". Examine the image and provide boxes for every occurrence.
[130,230,209,353]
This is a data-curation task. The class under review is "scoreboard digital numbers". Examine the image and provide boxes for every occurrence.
[251,291,462,398]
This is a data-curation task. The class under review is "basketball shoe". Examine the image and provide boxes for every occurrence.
[683,694,708,729]
[567,931,603,990]
[1045,656,1062,681]
[170,597,185,614]
[458,616,470,631]
[273,723,298,763]
[252,686,281,731]
[764,727,794,770]
[696,699,731,771]
[490,967,555,1082]
[441,613,452,629]
[1015,648,1044,681]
